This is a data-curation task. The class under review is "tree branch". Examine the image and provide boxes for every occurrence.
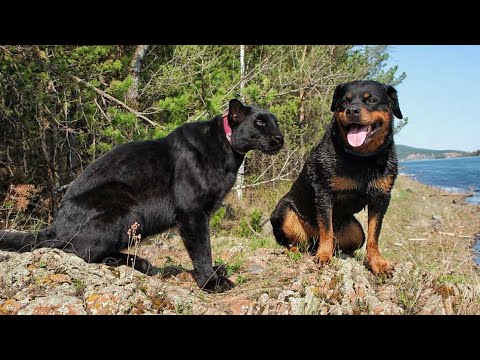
[66,73,159,127]
[27,46,159,128]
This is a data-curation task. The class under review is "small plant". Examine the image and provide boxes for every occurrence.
[250,209,263,233]
[354,249,366,262]
[236,219,251,237]
[210,207,226,232]
[73,279,86,296]
[214,258,243,276]
[7,184,39,212]
[353,298,370,314]
[233,209,264,237]
[174,301,193,315]
[397,289,419,314]
[1,183,43,230]
[127,222,142,271]
[236,275,248,285]
[287,250,303,263]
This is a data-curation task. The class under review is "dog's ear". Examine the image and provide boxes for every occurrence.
[385,85,403,119]
[330,83,344,112]
[228,99,246,123]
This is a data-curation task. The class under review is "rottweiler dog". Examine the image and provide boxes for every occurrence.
[270,80,402,276]
[0,99,284,292]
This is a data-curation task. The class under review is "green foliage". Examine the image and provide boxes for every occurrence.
[210,207,226,231]
[0,45,408,222]
[233,208,264,237]
[158,93,191,123]
[236,219,251,238]
[249,209,263,233]
[109,76,134,99]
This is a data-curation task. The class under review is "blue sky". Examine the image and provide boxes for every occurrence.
[387,45,480,152]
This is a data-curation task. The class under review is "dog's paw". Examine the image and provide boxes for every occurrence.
[202,275,235,293]
[134,258,154,274]
[212,264,228,277]
[367,256,394,277]
[313,250,332,268]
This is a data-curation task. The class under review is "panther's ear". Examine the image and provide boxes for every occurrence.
[385,85,403,119]
[228,99,246,123]
[330,84,344,112]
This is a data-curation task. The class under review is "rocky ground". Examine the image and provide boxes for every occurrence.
[0,244,478,315]
[1,175,479,315]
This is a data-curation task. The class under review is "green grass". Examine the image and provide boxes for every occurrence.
[214,258,243,276]
[236,275,248,285]
[287,251,303,263]
[248,236,279,251]
[437,273,468,286]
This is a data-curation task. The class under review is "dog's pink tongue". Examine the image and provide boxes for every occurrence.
[347,124,368,147]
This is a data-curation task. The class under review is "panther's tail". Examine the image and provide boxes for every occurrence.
[0,228,64,252]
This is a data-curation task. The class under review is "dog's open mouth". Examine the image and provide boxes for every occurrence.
[345,122,381,147]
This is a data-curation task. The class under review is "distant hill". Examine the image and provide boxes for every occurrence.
[396,144,467,161]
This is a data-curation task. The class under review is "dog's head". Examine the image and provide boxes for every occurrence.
[330,80,403,154]
[227,99,284,155]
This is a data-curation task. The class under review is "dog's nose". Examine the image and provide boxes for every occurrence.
[272,135,284,144]
[346,106,361,117]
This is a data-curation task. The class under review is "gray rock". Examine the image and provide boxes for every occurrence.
[18,295,87,315]
[1,247,478,315]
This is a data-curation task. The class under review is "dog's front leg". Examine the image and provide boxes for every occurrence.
[176,210,234,293]
[314,206,334,267]
[366,194,394,277]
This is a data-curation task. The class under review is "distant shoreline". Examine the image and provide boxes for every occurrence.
[399,155,480,163]
[396,144,479,162]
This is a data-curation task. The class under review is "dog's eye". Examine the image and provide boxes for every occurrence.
[255,120,266,127]
[367,97,378,104]
[341,99,348,106]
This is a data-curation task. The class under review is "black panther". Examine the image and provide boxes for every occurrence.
[0,99,284,292]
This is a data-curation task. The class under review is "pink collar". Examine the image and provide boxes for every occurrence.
[222,111,232,144]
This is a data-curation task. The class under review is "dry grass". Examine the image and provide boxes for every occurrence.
[1,183,48,231]
[367,176,480,283]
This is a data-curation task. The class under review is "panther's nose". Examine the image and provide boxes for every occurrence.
[272,135,284,144]
[346,106,361,117]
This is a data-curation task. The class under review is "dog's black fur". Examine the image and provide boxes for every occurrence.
[270,80,402,276]
[0,99,284,292]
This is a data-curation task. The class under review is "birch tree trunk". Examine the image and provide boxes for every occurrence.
[126,45,150,109]
[236,45,245,200]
